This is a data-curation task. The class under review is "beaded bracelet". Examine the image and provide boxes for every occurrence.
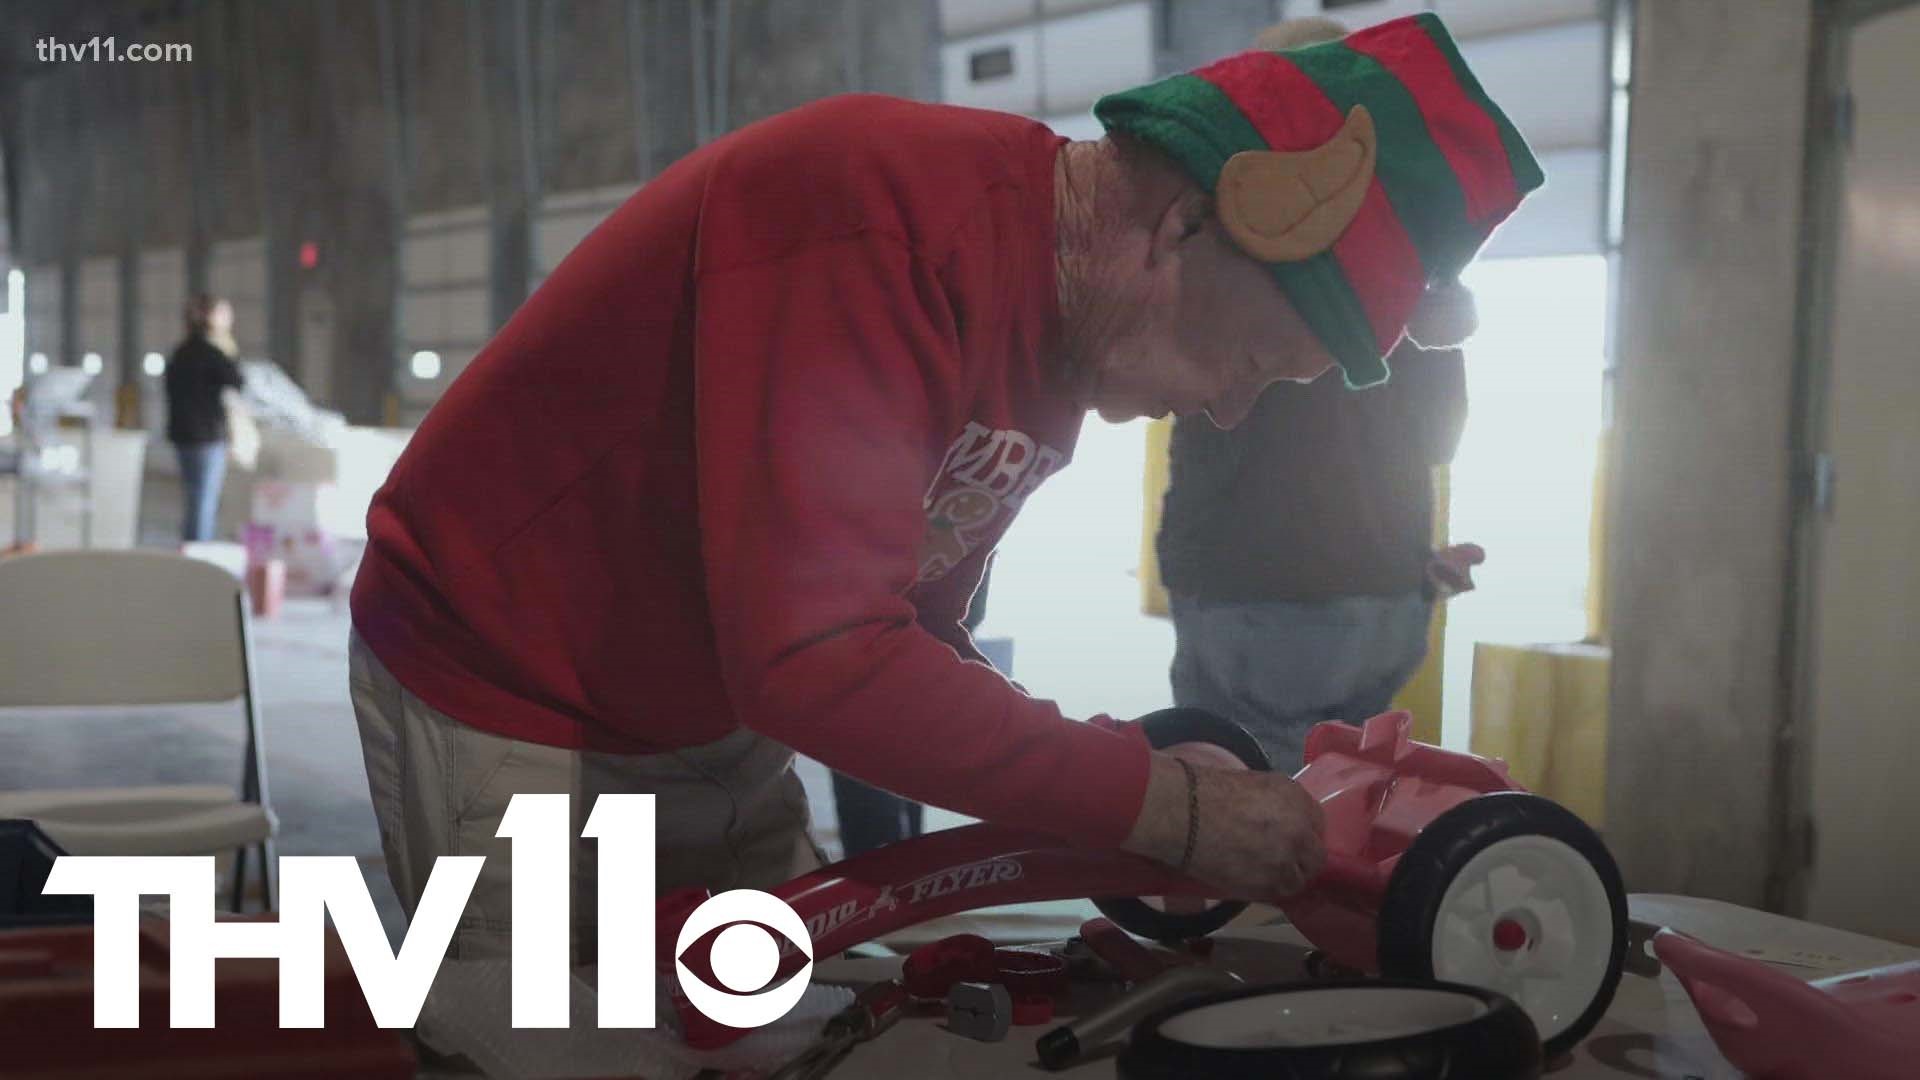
[1175,757,1200,873]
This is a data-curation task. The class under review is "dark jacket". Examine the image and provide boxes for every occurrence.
[1157,341,1467,603]
[164,335,243,446]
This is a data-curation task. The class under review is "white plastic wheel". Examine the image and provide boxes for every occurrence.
[1429,834,1615,1047]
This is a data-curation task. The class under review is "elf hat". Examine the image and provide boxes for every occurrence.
[1094,13,1543,387]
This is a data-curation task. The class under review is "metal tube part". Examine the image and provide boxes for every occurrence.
[1035,965,1243,1070]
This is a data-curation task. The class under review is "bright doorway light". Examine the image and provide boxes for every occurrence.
[143,352,166,376]
[974,418,1171,723]
[1439,254,1610,747]
[28,352,48,374]
[409,350,442,380]
[80,352,104,376]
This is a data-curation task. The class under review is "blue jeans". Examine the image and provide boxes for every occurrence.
[830,772,925,857]
[176,442,228,542]
[1169,591,1433,773]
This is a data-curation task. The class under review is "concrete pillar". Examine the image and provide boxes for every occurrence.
[116,246,138,395]
[637,0,699,175]
[318,0,406,425]
[51,66,90,369]
[56,256,77,368]
[107,57,146,406]
[626,0,655,179]
[723,0,935,131]
[240,1,304,378]
[184,2,230,299]
[1605,0,1815,905]
[472,0,541,333]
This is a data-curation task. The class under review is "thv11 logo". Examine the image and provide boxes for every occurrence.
[43,793,811,1030]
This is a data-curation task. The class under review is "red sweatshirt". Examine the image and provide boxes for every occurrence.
[351,95,1151,848]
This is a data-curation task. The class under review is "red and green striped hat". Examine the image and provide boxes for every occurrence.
[1094,13,1542,387]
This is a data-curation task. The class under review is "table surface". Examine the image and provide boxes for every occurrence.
[806,894,1920,1079]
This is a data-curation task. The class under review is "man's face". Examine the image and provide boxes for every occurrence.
[1084,212,1336,429]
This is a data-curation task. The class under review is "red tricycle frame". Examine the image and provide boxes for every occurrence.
[661,710,1627,1056]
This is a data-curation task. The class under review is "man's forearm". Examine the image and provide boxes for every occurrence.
[1122,752,1191,866]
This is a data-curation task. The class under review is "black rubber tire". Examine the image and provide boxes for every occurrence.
[1091,708,1270,942]
[1376,792,1628,1060]
[1117,979,1543,1080]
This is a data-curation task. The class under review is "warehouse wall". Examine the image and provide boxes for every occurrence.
[0,0,934,423]
[1606,0,1814,906]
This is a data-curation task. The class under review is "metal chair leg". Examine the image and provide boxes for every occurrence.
[258,839,278,912]
[229,844,250,912]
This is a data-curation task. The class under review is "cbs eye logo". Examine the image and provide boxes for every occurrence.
[674,890,815,1027]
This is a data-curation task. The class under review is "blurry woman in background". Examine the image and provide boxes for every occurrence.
[165,294,244,542]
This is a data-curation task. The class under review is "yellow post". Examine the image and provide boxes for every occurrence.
[1470,642,1609,826]
[1139,417,1174,618]
[1586,427,1612,644]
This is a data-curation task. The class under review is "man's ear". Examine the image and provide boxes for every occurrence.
[1148,188,1211,267]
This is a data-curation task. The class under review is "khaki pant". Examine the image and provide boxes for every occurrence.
[347,632,820,962]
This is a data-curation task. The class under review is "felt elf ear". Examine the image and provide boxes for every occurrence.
[1215,104,1377,264]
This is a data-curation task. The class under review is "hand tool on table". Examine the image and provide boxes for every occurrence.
[1030,917,1239,1068]
[766,979,908,1080]
[1035,965,1244,1070]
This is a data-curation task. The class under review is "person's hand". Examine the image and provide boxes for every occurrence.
[1427,542,1486,596]
[1123,751,1326,900]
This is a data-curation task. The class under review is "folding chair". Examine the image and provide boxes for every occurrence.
[0,550,277,910]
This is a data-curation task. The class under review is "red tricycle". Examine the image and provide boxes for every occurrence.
[660,708,1629,1061]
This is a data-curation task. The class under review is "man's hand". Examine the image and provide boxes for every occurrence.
[1122,751,1327,899]
[1427,542,1486,597]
